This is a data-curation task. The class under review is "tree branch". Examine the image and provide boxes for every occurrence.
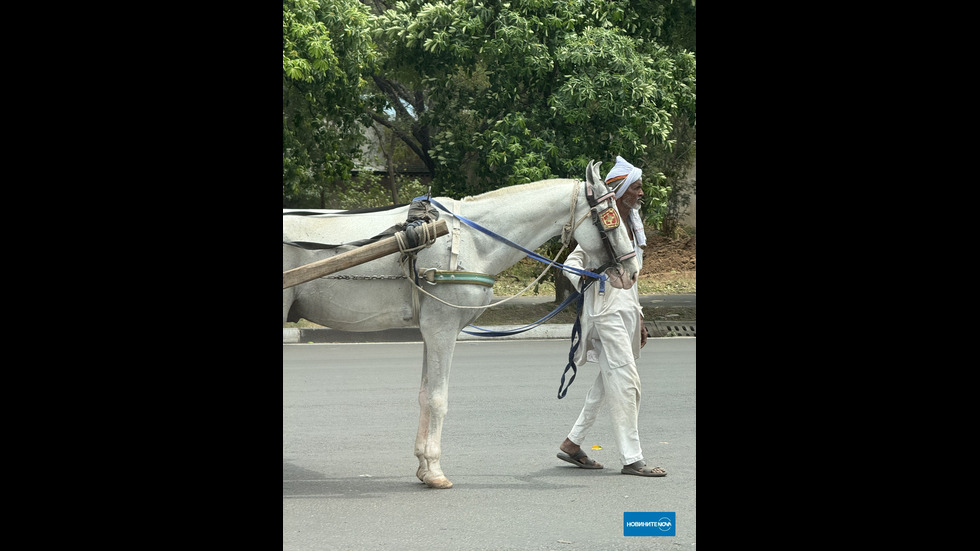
[370,73,435,174]
[368,111,433,174]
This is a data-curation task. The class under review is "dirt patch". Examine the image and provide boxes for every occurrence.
[640,232,696,278]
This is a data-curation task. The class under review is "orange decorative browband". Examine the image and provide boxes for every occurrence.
[598,207,620,230]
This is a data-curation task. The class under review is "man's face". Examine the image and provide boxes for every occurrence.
[618,180,644,210]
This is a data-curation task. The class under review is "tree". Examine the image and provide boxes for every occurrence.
[283,0,696,215]
[283,0,375,207]
[368,0,696,197]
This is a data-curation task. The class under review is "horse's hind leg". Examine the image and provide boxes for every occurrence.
[282,289,294,326]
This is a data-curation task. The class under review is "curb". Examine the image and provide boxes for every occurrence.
[283,320,695,343]
[283,295,695,343]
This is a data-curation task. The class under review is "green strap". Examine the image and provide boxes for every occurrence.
[425,270,496,287]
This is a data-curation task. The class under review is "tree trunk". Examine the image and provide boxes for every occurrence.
[554,238,578,303]
[387,130,398,203]
[555,271,576,303]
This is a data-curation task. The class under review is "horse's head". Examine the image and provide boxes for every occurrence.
[571,160,640,290]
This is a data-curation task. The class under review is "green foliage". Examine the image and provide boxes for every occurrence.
[370,0,696,197]
[284,0,695,212]
[332,174,429,210]
[640,173,672,231]
[282,0,338,83]
[283,0,375,207]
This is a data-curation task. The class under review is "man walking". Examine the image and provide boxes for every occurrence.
[556,156,666,477]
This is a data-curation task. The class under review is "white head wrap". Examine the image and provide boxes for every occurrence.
[604,156,646,248]
[605,156,643,199]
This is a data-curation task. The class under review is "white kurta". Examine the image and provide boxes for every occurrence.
[563,245,644,367]
[563,243,646,465]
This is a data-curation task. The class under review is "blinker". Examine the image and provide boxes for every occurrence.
[598,207,620,230]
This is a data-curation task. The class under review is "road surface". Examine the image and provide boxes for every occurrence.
[283,339,695,550]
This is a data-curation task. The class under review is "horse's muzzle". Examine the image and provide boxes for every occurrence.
[607,266,637,290]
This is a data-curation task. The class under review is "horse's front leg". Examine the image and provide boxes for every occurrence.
[415,344,430,483]
[417,331,457,489]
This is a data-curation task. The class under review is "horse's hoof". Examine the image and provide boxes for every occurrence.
[416,466,427,482]
[424,475,453,489]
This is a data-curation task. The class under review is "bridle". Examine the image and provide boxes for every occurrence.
[557,178,640,399]
[582,180,637,277]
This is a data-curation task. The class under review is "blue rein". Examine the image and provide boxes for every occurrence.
[414,196,608,286]
[461,287,581,337]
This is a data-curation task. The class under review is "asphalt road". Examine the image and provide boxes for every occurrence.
[283,339,696,550]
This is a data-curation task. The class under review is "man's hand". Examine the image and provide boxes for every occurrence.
[640,324,648,348]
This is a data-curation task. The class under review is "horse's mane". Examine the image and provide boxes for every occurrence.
[283,203,408,216]
[283,179,581,217]
[460,179,578,202]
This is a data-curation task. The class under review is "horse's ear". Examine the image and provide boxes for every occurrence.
[585,160,595,185]
[590,160,603,188]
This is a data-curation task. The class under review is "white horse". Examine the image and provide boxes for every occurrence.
[282,162,640,489]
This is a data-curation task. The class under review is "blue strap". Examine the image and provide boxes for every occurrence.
[462,290,581,337]
[557,279,594,399]
[414,196,607,283]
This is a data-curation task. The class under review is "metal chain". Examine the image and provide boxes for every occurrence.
[319,274,407,280]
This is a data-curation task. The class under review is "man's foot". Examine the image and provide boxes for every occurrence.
[621,461,666,477]
[557,438,603,469]
[559,438,580,456]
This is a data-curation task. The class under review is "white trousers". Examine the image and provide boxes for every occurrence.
[566,341,644,466]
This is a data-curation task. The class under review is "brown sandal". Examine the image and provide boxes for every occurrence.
[557,450,604,469]
[621,462,666,477]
